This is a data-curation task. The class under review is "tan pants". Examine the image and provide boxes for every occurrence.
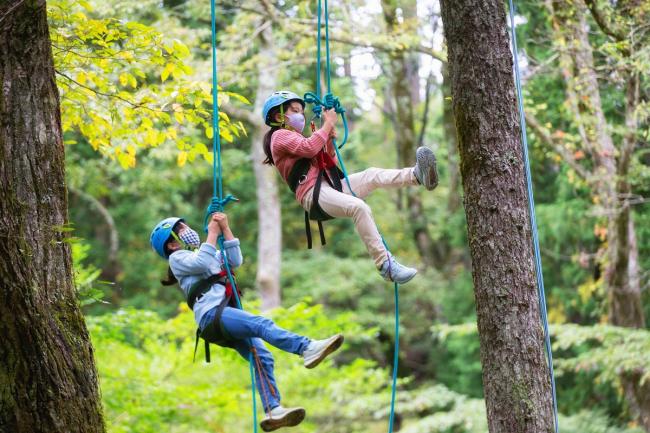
[301,167,417,268]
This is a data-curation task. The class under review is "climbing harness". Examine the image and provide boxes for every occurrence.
[304,1,401,431]
[508,1,560,432]
[188,270,240,360]
[287,144,345,249]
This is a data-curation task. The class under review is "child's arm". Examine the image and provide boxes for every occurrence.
[274,109,338,158]
[213,213,243,269]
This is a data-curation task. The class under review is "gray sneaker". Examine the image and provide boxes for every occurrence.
[379,255,417,284]
[413,146,439,191]
[260,405,306,432]
[302,334,344,369]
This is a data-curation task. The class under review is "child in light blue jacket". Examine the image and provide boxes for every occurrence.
[150,213,343,432]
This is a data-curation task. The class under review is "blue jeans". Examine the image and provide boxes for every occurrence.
[200,306,311,411]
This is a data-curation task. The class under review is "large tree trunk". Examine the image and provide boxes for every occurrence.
[0,1,105,432]
[381,0,436,268]
[252,21,281,310]
[439,1,555,432]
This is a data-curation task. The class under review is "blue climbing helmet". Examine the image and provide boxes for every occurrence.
[150,217,184,259]
[262,90,305,126]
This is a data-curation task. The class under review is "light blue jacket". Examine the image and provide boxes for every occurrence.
[169,240,243,326]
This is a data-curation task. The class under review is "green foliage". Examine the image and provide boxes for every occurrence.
[49,0,247,168]
[433,322,650,430]
[71,239,106,306]
[89,302,394,433]
[553,324,650,388]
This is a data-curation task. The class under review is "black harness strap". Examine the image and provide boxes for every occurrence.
[287,157,344,249]
[187,274,226,310]
[187,274,238,363]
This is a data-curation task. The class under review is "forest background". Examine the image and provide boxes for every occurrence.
[47,0,649,432]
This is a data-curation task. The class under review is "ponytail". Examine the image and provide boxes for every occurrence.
[161,266,178,286]
[263,127,280,165]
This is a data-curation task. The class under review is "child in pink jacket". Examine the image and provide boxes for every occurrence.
[261,90,439,284]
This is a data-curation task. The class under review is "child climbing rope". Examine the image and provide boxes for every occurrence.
[262,90,439,284]
[150,213,344,432]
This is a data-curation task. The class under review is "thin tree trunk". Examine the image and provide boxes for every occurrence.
[0,1,105,432]
[252,20,281,310]
[440,1,555,432]
[549,0,644,328]
[381,0,436,268]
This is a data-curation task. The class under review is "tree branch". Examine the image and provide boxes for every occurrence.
[229,1,447,63]
[68,187,119,267]
[525,111,591,181]
[55,70,160,113]
[584,0,627,42]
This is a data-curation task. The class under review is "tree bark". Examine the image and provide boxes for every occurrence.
[251,17,281,310]
[0,1,105,432]
[381,0,436,268]
[439,1,555,432]
[442,63,461,215]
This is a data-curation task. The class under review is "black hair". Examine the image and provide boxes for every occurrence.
[160,266,177,286]
[262,102,291,165]
[160,224,181,286]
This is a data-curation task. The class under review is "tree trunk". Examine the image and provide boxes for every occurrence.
[439,1,555,432]
[381,0,436,268]
[548,0,645,329]
[0,1,105,432]
[252,21,281,310]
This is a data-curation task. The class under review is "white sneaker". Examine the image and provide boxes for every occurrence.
[379,255,417,284]
[302,334,344,369]
[413,146,439,191]
[260,405,306,432]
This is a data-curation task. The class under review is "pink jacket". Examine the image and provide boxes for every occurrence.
[270,128,334,204]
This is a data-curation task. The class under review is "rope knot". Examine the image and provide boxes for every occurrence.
[203,194,238,232]
[324,93,344,114]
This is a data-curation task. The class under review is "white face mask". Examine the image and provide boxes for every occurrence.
[286,112,305,132]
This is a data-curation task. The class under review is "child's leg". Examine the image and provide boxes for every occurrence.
[220,307,311,355]
[231,338,281,413]
[345,167,417,199]
[303,184,388,268]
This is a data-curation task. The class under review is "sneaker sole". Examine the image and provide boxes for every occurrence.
[416,147,438,191]
[395,270,417,284]
[304,334,344,369]
[260,408,306,432]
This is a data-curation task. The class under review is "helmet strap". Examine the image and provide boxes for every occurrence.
[269,103,297,131]
[170,231,197,252]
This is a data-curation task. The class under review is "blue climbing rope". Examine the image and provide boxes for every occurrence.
[308,2,400,431]
[206,1,258,431]
[304,0,349,149]
[507,1,560,432]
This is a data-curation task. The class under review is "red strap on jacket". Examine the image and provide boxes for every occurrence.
[215,270,241,299]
